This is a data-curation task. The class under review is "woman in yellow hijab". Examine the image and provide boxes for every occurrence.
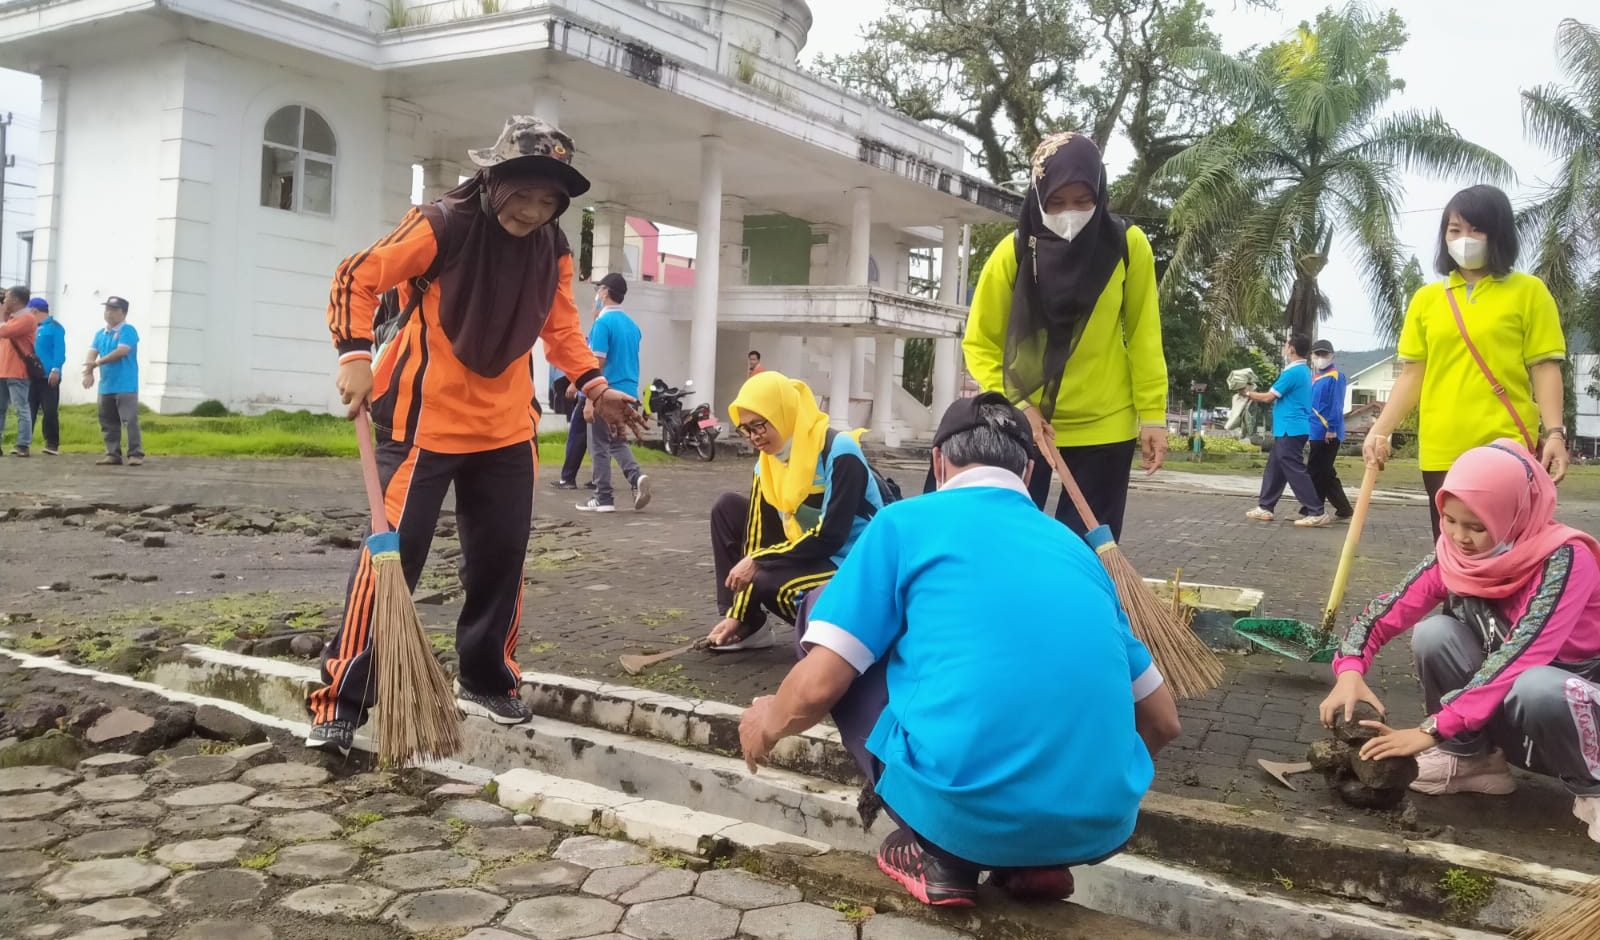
[706,371,886,650]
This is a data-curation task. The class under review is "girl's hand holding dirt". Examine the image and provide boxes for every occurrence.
[1319,671,1386,728]
[1357,722,1436,761]
[337,359,375,419]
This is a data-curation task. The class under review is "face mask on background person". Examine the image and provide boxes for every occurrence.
[593,292,605,311]
[1448,235,1488,271]
[1312,354,1333,371]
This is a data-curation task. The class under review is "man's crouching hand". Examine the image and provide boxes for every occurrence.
[740,695,777,774]
[592,388,649,441]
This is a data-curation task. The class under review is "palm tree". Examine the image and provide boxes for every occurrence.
[1521,18,1600,344]
[1163,3,1511,347]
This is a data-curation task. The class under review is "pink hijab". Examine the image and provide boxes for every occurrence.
[1435,439,1600,599]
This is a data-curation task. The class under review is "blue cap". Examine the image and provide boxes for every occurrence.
[25,297,47,313]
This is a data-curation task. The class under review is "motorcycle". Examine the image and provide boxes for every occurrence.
[648,378,720,461]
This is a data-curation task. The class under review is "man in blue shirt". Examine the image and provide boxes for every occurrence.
[1241,333,1326,526]
[1307,338,1353,519]
[27,298,66,456]
[577,273,649,512]
[738,393,1181,908]
[82,296,144,466]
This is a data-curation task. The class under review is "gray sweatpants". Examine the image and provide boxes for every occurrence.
[588,413,640,505]
[1413,613,1600,794]
[98,392,143,460]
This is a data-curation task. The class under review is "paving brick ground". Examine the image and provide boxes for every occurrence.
[0,745,959,940]
[6,452,1600,868]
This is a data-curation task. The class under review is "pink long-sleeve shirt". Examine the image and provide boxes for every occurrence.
[1334,540,1600,740]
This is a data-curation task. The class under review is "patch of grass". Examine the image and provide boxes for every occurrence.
[628,663,708,699]
[1271,870,1294,891]
[165,862,194,872]
[649,846,688,870]
[832,900,872,924]
[525,641,557,656]
[196,740,236,756]
[1439,868,1494,921]
[479,780,499,802]
[344,811,385,830]
[240,847,278,870]
[447,817,470,838]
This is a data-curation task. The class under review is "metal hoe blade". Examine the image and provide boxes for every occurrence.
[619,639,708,676]
[1258,759,1314,791]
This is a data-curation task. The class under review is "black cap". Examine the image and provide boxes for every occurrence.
[597,272,627,302]
[932,392,1033,451]
[1311,338,1334,355]
[103,296,129,311]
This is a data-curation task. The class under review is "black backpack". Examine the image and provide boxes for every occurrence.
[871,466,903,505]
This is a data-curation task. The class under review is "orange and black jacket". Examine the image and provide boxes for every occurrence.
[327,209,606,454]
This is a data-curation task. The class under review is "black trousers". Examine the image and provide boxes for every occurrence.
[923,439,1137,540]
[1423,469,1448,542]
[1258,434,1322,515]
[27,378,59,451]
[560,400,589,485]
[709,492,835,631]
[1306,440,1352,517]
[310,439,535,725]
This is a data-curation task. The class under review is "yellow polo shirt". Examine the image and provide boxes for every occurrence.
[962,226,1167,447]
[1397,270,1564,471]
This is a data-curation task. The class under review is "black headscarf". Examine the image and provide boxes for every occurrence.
[1004,132,1128,421]
[418,160,574,377]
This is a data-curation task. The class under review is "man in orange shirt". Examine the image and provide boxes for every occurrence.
[0,286,39,457]
[306,117,644,754]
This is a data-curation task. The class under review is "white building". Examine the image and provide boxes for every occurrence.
[0,0,1015,442]
[1341,351,1399,413]
[0,71,39,286]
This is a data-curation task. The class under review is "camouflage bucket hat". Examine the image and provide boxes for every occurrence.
[468,115,591,197]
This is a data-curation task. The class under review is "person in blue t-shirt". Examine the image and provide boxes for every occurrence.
[737,393,1182,908]
[1308,338,1353,519]
[576,273,650,512]
[1241,333,1326,526]
[82,296,144,466]
[27,298,66,455]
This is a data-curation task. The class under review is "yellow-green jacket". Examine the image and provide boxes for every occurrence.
[962,226,1167,447]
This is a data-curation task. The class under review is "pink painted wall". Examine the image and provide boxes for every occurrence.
[627,217,696,287]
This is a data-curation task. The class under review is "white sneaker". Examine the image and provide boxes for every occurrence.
[1409,747,1518,795]
[1245,508,1275,522]
[1573,795,1600,844]
[576,498,616,513]
[709,622,776,652]
[1294,512,1333,528]
[633,475,652,511]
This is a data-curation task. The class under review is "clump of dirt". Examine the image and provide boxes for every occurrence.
[1307,702,1419,810]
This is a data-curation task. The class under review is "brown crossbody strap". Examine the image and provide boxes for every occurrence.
[1444,286,1536,451]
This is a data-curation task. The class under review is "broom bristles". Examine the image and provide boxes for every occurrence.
[371,553,463,767]
[1097,545,1224,700]
[1512,876,1600,940]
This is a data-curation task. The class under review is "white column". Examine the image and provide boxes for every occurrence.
[931,217,962,415]
[872,334,896,441]
[807,224,837,285]
[848,187,872,285]
[689,136,723,399]
[829,328,854,430]
[380,99,422,228]
[30,67,67,304]
[591,203,628,278]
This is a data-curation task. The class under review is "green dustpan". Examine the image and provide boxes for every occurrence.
[1234,617,1338,662]
[1235,464,1381,665]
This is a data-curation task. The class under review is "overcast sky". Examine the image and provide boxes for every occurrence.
[806,0,1575,352]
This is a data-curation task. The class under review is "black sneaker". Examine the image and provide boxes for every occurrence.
[583,480,597,490]
[875,828,979,907]
[10,447,27,457]
[549,479,578,490]
[305,719,356,756]
[455,685,532,726]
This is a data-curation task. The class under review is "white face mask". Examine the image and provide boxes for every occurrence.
[1448,235,1488,271]
[1311,354,1333,371]
[1038,192,1095,242]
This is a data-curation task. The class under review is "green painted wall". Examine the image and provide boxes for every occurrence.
[742,214,817,286]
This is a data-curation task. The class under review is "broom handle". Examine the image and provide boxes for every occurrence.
[1040,445,1104,530]
[353,410,391,536]
[1319,462,1381,636]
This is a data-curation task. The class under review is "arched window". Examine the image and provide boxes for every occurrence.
[260,106,336,215]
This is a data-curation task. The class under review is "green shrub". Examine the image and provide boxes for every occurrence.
[190,399,233,417]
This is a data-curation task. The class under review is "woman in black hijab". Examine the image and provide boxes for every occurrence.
[957,132,1169,541]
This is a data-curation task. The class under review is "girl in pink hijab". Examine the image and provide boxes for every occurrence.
[1319,439,1600,842]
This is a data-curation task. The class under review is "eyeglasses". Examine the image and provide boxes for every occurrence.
[736,418,771,439]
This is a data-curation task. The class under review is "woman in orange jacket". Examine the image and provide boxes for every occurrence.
[306,117,644,754]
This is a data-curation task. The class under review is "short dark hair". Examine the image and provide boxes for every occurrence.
[1435,185,1518,278]
[4,285,29,305]
[1287,333,1311,358]
[937,401,1030,476]
[748,350,761,359]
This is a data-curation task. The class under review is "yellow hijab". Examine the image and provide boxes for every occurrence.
[729,372,833,541]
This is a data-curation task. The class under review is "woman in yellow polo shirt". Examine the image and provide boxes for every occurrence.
[962,131,1167,540]
[1364,185,1567,538]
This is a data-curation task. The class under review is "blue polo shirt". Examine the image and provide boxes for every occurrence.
[1311,366,1347,441]
[588,307,641,399]
[1270,360,1313,438]
[804,466,1161,867]
[92,323,139,396]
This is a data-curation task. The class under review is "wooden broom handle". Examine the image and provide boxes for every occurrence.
[1039,444,1104,531]
[1319,462,1381,635]
[353,410,390,536]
